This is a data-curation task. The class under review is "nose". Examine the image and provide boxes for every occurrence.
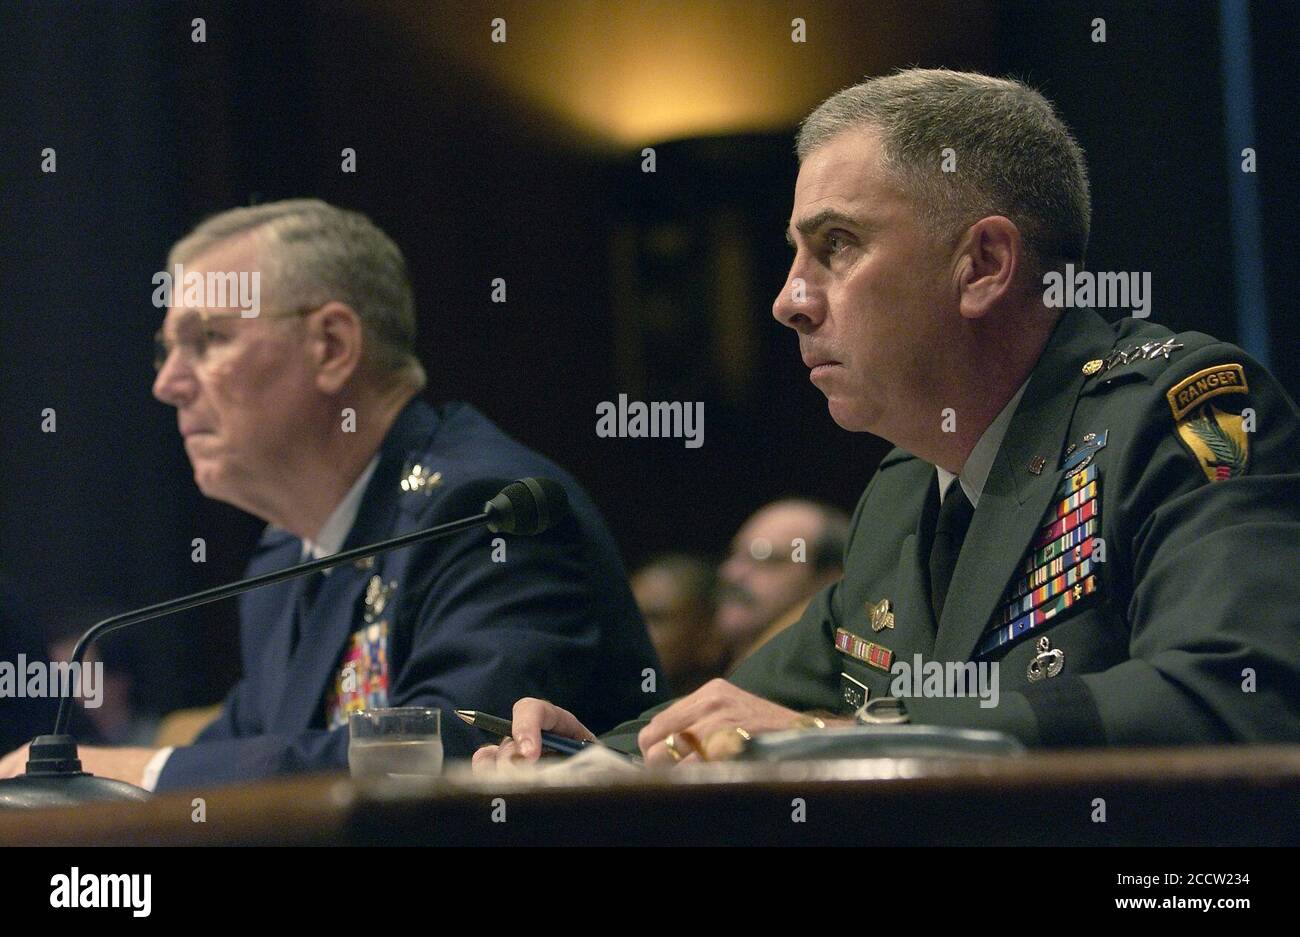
[720,551,747,585]
[772,257,826,332]
[152,350,197,408]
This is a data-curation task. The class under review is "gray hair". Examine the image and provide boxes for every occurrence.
[796,69,1091,276]
[168,199,426,390]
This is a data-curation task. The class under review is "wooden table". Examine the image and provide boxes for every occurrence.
[2,746,1297,846]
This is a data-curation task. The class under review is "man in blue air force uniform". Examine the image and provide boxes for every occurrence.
[0,200,661,790]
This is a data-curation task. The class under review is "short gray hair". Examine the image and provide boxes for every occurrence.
[168,199,426,390]
[796,69,1091,275]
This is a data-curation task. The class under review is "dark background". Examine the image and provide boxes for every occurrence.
[1,0,1295,716]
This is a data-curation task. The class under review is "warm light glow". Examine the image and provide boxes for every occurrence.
[376,0,994,148]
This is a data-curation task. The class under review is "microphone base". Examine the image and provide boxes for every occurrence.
[0,772,151,809]
[0,734,152,809]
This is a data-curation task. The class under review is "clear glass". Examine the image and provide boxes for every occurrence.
[348,707,443,779]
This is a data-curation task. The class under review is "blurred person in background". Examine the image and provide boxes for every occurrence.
[715,500,849,667]
[632,554,728,695]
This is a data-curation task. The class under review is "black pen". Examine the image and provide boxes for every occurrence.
[455,709,595,756]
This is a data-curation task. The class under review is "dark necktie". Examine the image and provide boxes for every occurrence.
[929,479,975,624]
[290,568,326,656]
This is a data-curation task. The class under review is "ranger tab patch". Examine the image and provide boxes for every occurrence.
[1167,364,1250,483]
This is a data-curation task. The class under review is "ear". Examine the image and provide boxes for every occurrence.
[307,301,363,394]
[954,216,1022,321]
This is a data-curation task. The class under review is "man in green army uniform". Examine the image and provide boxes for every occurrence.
[475,69,1300,770]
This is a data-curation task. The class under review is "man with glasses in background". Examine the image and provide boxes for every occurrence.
[714,500,849,668]
[1,199,662,790]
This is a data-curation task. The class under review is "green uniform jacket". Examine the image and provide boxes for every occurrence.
[605,309,1300,751]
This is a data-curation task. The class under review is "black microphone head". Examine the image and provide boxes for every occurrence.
[484,478,569,535]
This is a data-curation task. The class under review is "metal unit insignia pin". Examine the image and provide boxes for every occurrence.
[400,462,442,494]
[868,598,895,632]
[1027,635,1065,682]
[1028,455,1046,475]
[364,575,398,624]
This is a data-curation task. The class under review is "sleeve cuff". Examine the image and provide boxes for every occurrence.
[141,746,174,792]
[901,692,1043,746]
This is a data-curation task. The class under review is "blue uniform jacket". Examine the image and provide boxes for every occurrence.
[157,400,662,790]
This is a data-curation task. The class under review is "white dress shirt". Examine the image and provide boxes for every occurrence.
[141,454,381,791]
[935,380,1031,507]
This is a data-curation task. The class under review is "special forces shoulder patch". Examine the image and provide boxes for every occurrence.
[1166,364,1250,483]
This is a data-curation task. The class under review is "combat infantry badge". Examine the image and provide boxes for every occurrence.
[1062,430,1108,477]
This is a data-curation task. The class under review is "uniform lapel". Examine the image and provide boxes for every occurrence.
[234,531,300,727]
[932,310,1116,663]
[841,461,935,703]
[890,472,939,649]
[271,563,371,731]
[269,398,439,732]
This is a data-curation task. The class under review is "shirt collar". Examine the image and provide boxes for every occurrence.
[935,379,1030,508]
[300,455,380,564]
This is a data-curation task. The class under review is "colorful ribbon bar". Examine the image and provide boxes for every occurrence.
[998,556,1096,625]
[834,628,893,672]
[1032,496,1098,549]
[976,574,1098,657]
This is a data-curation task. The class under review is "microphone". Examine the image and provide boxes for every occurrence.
[484,477,567,536]
[0,477,568,809]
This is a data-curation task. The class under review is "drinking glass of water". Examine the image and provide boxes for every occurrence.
[348,707,443,779]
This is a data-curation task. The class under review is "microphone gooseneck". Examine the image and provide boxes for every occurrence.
[2,478,567,809]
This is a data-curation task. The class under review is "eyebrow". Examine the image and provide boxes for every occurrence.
[156,309,218,341]
[784,209,867,247]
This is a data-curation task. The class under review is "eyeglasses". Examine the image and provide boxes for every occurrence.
[152,305,320,373]
[725,542,802,566]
